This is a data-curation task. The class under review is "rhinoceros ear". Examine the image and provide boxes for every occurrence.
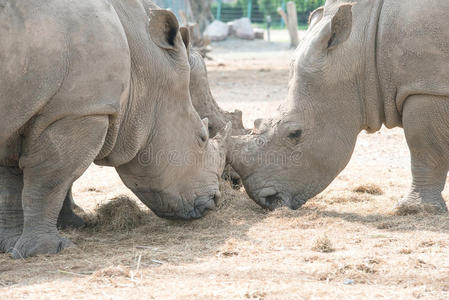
[180,26,191,56]
[149,10,180,50]
[327,3,353,49]
[254,119,264,130]
[308,6,324,29]
[214,122,232,142]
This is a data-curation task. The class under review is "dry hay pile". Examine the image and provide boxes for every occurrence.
[353,183,384,195]
[312,234,335,253]
[84,195,149,232]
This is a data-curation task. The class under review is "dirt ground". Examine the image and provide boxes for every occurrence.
[2,31,449,299]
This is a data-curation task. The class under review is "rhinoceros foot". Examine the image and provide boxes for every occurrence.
[57,188,85,229]
[0,229,21,253]
[395,194,448,215]
[57,212,85,229]
[10,233,73,259]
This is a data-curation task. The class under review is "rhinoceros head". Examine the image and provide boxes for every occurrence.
[228,3,364,210]
[116,10,230,220]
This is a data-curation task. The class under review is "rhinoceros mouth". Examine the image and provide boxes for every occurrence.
[290,194,309,210]
[133,190,218,220]
[251,185,313,211]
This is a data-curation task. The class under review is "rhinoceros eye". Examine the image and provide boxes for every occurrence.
[288,129,302,140]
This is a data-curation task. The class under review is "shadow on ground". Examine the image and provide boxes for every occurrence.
[0,183,269,288]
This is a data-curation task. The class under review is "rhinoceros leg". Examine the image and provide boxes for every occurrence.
[11,116,108,259]
[396,95,449,214]
[0,167,24,253]
[57,186,85,229]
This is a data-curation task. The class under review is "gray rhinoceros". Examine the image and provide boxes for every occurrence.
[0,0,229,258]
[57,47,246,229]
[228,0,449,213]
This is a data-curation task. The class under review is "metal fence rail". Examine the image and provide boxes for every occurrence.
[154,0,324,29]
[212,0,324,27]
[153,0,189,12]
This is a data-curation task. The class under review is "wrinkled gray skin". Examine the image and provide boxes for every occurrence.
[229,0,449,213]
[189,50,247,138]
[58,48,245,229]
[0,0,229,258]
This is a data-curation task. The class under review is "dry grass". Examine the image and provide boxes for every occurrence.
[312,235,335,253]
[395,204,421,216]
[353,184,384,195]
[91,265,131,279]
[84,195,149,232]
[2,34,449,299]
[2,180,448,299]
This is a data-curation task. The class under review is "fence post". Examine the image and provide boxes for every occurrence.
[247,0,252,20]
[216,0,222,21]
[280,0,286,27]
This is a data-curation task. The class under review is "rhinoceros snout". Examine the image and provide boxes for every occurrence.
[255,188,309,211]
[188,192,220,219]
[256,188,292,211]
[134,190,219,220]
[290,194,309,210]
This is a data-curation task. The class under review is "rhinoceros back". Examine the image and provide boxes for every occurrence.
[0,0,131,162]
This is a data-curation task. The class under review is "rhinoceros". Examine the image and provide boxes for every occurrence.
[188,50,247,138]
[228,0,449,213]
[0,0,229,258]
[57,47,247,229]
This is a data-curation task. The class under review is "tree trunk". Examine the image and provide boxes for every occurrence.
[188,0,214,32]
[277,1,299,48]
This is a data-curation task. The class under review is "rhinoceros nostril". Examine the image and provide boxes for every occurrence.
[257,188,292,211]
[265,194,284,210]
[213,191,221,204]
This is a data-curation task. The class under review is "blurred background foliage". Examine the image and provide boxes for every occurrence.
[212,0,325,25]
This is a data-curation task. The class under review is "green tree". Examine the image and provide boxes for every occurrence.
[189,0,214,32]
[258,0,283,18]
[258,0,325,23]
